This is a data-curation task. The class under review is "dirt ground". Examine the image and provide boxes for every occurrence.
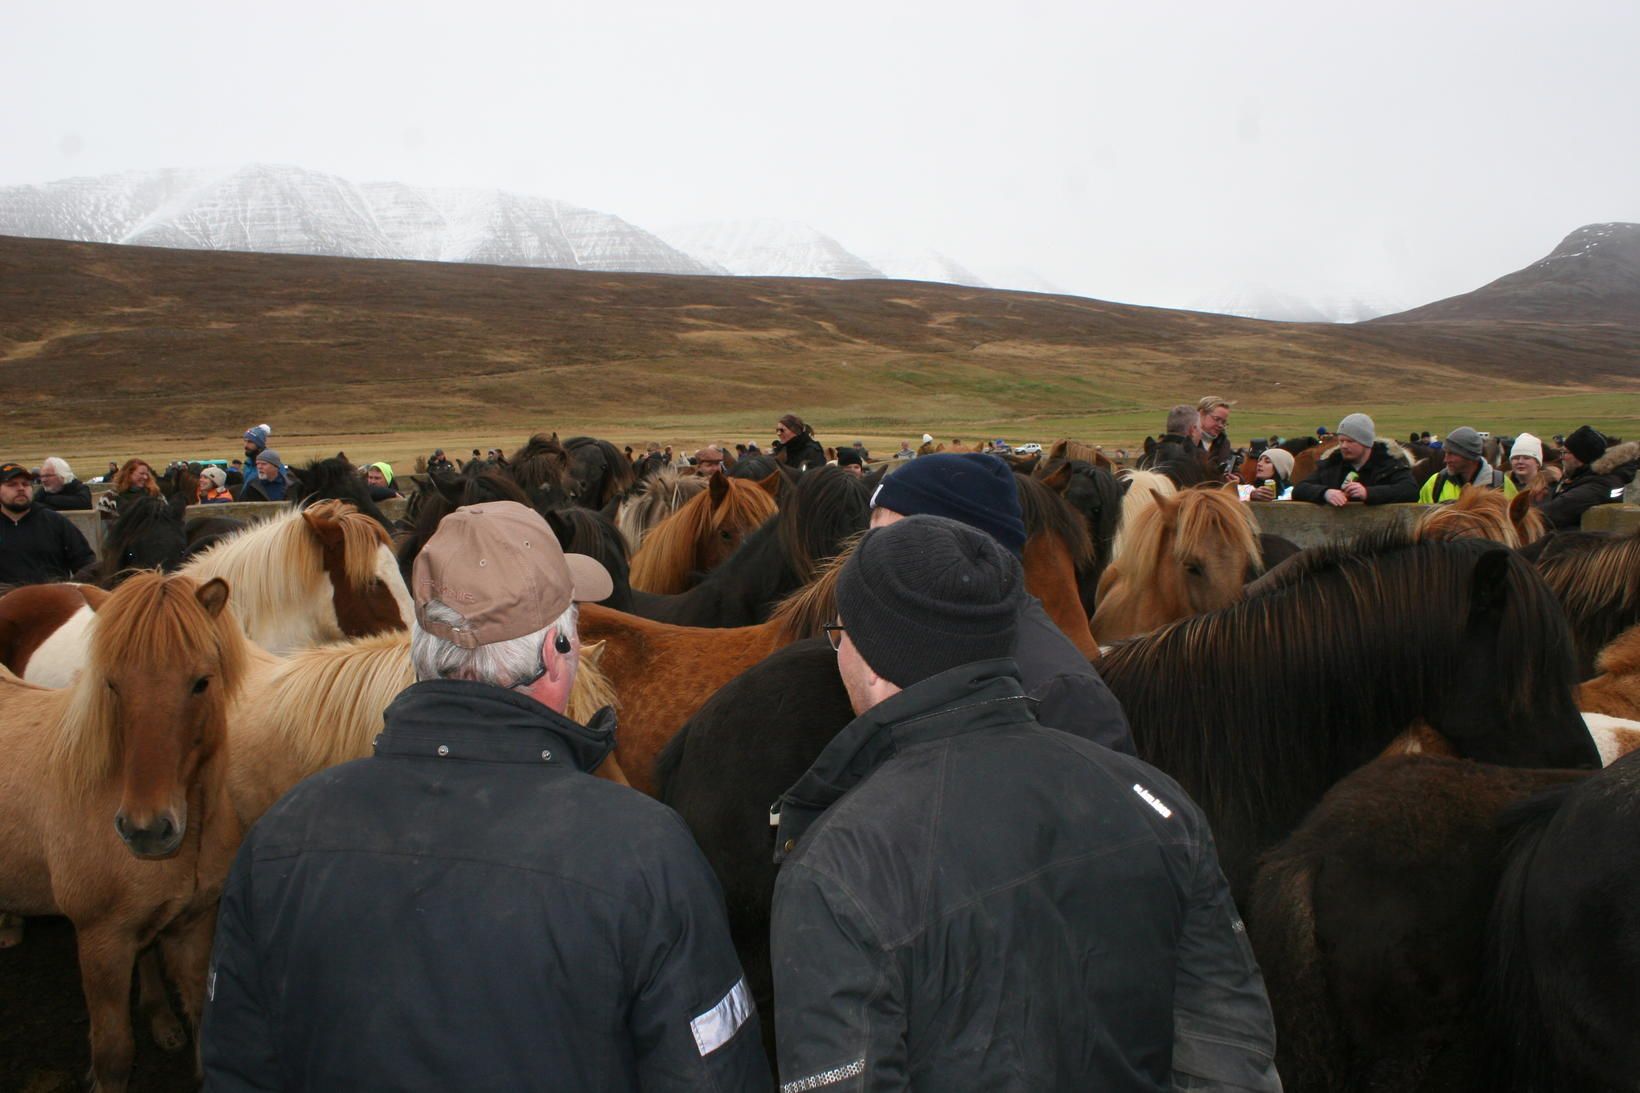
[0,916,198,1093]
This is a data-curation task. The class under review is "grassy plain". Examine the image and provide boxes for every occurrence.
[2,235,1636,472]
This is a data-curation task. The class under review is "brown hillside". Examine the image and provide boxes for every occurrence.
[1,234,1636,445]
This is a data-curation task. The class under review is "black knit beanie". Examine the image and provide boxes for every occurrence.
[869,453,1027,556]
[1563,425,1607,465]
[835,515,1024,688]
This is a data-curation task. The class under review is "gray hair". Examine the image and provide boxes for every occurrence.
[1165,404,1197,436]
[410,599,578,689]
[41,456,74,482]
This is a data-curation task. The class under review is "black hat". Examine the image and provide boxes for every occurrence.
[835,515,1023,688]
[1563,425,1607,464]
[0,462,31,482]
[869,453,1027,556]
[835,447,863,467]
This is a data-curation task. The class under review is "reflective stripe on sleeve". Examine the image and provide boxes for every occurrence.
[690,975,753,1056]
[781,1058,866,1092]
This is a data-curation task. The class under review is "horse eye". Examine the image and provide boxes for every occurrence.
[192,677,210,695]
[1184,562,1205,577]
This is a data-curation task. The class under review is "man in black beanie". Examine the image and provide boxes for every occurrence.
[869,451,1133,754]
[770,516,1279,1093]
[1537,424,1633,529]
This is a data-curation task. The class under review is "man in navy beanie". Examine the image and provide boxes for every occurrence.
[771,516,1279,1092]
[868,452,1133,754]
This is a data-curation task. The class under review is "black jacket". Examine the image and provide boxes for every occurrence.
[770,661,1279,1093]
[1016,594,1134,754]
[773,433,826,473]
[202,680,771,1093]
[0,504,96,585]
[1536,442,1637,530]
[1292,442,1418,505]
[34,479,92,510]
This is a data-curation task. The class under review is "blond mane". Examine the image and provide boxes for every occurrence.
[1415,486,1546,550]
[1112,469,1178,561]
[615,468,709,553]
[629,477,779,594]
[54,572,248,801]
[768,533,862,642]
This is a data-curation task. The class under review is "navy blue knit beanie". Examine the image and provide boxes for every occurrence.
[836,515,1023,688]
[869,453,1027,556]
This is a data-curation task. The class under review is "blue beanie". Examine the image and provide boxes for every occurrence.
[244,424,270,448]
[869,453,1027,556]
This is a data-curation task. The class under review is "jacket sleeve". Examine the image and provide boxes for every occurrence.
[1363,461,1418,505]
[772,861,908,1092]
[628,838,773,1092]
[1534,477,1603,529]
[1034,671,1136,756]
[200,842,282,1092]
[1289,465,1332,505]
[1170,826,1282,1093]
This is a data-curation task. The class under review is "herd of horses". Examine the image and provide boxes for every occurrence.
[2,432,1638,1091]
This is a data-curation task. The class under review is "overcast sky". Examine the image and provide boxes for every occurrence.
[5,0,1636,312]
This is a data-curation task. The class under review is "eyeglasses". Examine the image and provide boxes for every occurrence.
[822,622,846,652]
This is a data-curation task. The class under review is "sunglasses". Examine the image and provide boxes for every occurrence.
[822,622,846,652]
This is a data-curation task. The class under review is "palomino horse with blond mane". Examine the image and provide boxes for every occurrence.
[1415,486,1547,550]
[0,572,247,1093]
[627,471,782,594]
[1092,485,1263,643]
[3,500,410,688]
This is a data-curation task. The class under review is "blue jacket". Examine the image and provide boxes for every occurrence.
[202,680,771,1092]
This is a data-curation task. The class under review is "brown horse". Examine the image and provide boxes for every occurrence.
[583,472,1101,795]
[12,501,410,688]
[1415,486,1547,549]
[1091,486,1263,642]
[627,471,781,594]
[1579,622,1640,721]
[1041,438,1114,472]
[1288,436,1339,483]
[0,572,247,1093]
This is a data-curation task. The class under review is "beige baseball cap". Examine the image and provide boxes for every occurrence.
[412,501,613,649]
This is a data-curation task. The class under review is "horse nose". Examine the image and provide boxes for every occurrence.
[114,810,182,858]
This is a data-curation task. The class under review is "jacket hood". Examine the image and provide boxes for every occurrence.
[1593,440,1639,477]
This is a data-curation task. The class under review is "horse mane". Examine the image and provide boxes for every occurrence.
[545,506,630,589]
[100,495,184,580]
[265,631,617,775]
[1416,486,1546,550]
[1112,487,1261,590]
[1112,469,1177,560]
[565,436,636,508]
[1534,529,1640,671]
[54,572,247,801]
[184,501,389,628]
[776,465,871,584]
[769,533,862,641]
[1100,537,1572,867]
[629,477,780,594]
[287,457,391,531]
[615,468,708,553]
[1016,471,1094,568]
[508,433,570,500]
[1047,439,1100,465]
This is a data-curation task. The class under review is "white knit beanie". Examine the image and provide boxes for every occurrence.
[1260,448,1295,479]
[1509,432,1544,464]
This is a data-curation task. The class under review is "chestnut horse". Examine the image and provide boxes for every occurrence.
[1578,622,1640,721]
[1091,486,1263,642]
[13,501,411,688]
[614,467,708,553]
[627,471,781,594]
[0,573,246,1093]
[1415,485,1546,549]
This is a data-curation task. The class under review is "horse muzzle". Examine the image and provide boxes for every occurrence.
[114,806,186,859]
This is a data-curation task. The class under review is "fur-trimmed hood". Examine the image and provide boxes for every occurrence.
[1593,440,1639,477]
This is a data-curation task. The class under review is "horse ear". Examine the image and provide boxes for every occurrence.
[1038,462,1072,492]
[301,506,345,548]
[754,469,784,499]
[709,469,730,506]
[195,577,230,618]
[1468,548,1511,626]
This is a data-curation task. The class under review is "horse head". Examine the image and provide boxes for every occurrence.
[101,496,188,585]
[302,501,411,639]
[70,573,245,859]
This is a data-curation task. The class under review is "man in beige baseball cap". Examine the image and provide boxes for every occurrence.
[203,500,770,1090]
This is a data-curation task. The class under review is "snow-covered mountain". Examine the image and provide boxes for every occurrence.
[1189,287,1403,324]
[862,251,989,288]
[0,164,710,274]
[654,219,883,279]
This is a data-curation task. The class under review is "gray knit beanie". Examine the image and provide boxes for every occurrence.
[1445,426,1484,461]
[835,515,1023,688]
[1337,413,1376,447]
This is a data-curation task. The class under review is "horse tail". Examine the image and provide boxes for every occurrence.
[1245,849,1342,1090]
[653,716,691,802]
[1480,783,1579,1093]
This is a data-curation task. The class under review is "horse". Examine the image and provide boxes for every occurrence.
[1110,467,1176,560]
[1246,755,1590,1092]
[183,513,246,559]
[1522,529,1640,679]
[1041,438,1114,472]
[505,432,574,511]
[1288,435,1339,483]
[1414,485,1546,549]
[15,501,411,688]
[627,471,782,594]
[0,572,247,1092]
[583,470,1099,796]
[625,465,869,628]
[1091,486,1263,643]
[286,456,393,531]
[563,436,636,513]
[614,467,709,553]
[1578,622,1640,720]
[1036,459,1121,616]
[97,495,188,585]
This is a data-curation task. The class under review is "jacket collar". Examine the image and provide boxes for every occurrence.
[771,659,1031,862]
[374,678,615,773]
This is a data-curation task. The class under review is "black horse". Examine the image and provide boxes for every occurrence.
[563,436,636,514]
[98,496,188,585]
[626,465,868,628]
[286,457,393,532]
